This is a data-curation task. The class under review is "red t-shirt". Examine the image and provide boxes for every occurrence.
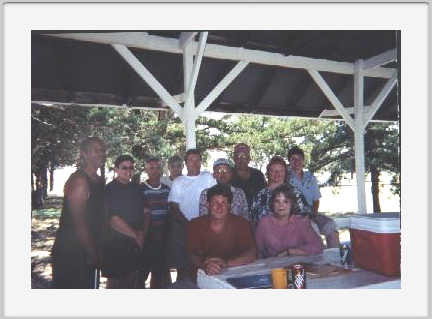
[186,214,257,279]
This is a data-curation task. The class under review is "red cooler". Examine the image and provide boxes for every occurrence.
[349,212,401,277]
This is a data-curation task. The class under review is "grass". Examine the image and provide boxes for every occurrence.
[31,196,62,288]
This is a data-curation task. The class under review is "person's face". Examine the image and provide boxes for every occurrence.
[185,153,201,176]
[209,194,230,221]
[114,160,135,184]
[233,152,250,168]
[272,192,293,219]
[267,163,286,184]
[146,160,162,182]
[82,140,106,169]
[169,161,183,178]
[289,154,304,172]
[213,164,233,186]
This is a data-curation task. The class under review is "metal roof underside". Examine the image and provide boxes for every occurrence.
[31,30,399,122]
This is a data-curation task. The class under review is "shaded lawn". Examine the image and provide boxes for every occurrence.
[31,196,62,289]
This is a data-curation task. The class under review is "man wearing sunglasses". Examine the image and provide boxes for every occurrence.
[231,143,266,210]
[198,158,249,219]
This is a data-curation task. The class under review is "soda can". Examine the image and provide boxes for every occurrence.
[291,263,306,289]
[340,244,351,267]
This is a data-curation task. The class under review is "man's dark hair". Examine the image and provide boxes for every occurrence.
[185,148,202,162]
[207,184,233,204]
[114,154,134,168]
[145,156,161,165]
[168,155,183,165]
[287,146,305,160]
[79,137,103,153]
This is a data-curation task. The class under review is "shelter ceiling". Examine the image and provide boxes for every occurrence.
[31,30,399,121]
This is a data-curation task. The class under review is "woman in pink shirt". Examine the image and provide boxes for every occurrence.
[255,184,324,258]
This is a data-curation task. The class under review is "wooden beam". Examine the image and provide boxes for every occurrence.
[179,32,198,49]
[363,71,398,125]
[308,69,355,129]
[353,59,367,214]
[184,32,208,113]
[320,106,371,117]
[43,32,395,79]
[194,60,249,117]
[111,43,184,119]
[364,49,397,70]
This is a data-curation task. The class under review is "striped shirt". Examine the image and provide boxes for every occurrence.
[141,181,170,224]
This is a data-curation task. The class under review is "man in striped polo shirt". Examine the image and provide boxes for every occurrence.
[140,157,172,288]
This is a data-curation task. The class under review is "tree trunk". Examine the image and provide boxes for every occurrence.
[49,162,54,192]
[41,166,48,198]
[370,165,381,213]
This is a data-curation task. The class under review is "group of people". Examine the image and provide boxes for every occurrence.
[50,137,340,289]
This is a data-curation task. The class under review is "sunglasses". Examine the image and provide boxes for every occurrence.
[214,168,231,174]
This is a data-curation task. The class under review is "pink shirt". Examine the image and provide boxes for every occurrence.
[255,214,324,258]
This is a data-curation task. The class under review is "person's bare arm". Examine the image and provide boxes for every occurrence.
[66,176,99,267]
[312,200,320,214]
[203,248,256,275]
[110,215,144,248]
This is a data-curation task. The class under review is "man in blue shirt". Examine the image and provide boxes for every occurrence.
[286,146,340,248]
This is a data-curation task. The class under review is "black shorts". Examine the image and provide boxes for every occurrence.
[101,235,140,279]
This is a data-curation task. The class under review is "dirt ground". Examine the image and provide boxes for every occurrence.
[31,195,349,289]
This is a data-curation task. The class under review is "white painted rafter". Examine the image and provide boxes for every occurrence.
[184,32,208,113]
[179,32,198,49]
[182,32,208,149]
[111,43,184,120]
[308,69,355,129]
[364,48,397,70]
[363,70,398,125]
[194,61,249,117]
[43,32,395,79]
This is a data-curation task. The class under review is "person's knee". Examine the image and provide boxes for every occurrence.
[321,219,338,237]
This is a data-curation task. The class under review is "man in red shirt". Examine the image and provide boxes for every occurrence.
[186,184,257,282]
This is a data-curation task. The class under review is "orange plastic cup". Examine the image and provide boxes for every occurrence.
[271,268,288,289]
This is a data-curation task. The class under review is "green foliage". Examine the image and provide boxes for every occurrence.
[32,105,400,201]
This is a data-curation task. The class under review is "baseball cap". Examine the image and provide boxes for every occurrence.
[213,158,234,169]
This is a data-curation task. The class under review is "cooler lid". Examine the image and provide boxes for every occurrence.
[349,212,401,233]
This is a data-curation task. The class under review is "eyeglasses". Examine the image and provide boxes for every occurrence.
[120,166,135,170]
[214,168,231,174]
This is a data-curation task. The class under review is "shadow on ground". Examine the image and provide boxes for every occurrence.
[31,195,62,289]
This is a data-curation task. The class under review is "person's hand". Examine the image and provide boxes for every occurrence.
[134,230,145,250]
[203,257,228,275]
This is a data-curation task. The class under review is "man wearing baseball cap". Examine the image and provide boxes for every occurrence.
[198,158,249,219]
[231,143,266,209]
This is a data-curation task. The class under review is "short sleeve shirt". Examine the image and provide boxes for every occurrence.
[186,214,256,261]
[199,186,249,219]
[168,171,216,220]
[141,181,170,224]
[231,167,266,209]
[249,188,274,222]
[287,169,321,206]
[105,179,144,230]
